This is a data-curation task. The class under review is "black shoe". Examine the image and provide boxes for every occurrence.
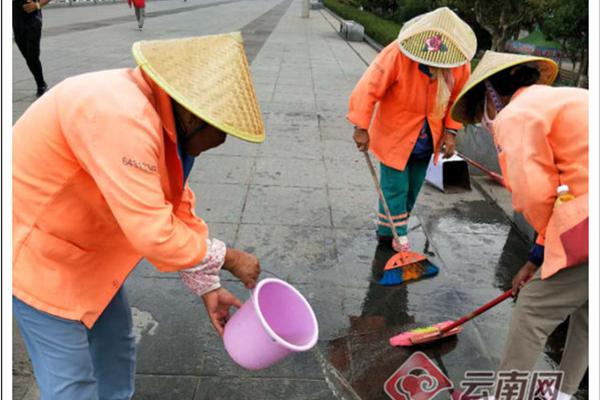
[377,234,393,245]
[36,85,48,97]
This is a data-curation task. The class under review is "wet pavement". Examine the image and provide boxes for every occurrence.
[12,0,587,399]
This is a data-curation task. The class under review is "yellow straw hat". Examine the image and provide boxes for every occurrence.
[132,32,265,143]
[397,7,477,68]
[450,50,559,124]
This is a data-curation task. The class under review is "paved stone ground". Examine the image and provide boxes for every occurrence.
[12,1,587,399]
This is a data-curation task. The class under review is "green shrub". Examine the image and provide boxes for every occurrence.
[323,0,401,46]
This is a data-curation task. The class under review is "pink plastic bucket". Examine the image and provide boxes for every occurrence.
[223,278,319,370]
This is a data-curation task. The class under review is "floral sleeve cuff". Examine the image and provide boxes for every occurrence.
[179,239,226,297]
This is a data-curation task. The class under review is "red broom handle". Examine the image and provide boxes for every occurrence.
[456,151,506,188]
[439,289,513,334]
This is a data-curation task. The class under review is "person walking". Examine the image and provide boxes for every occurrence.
[13,0,49,97]
[128,0,145,30]
[347,7,476,251]
[451,51,588,400]
[13,33,265,399]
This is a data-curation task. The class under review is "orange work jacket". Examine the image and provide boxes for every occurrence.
[347,40,471,171]
[493,85,588,279]
[13,67,209,328]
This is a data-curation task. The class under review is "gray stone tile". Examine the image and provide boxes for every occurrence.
[12,375,35,400]
[271,91,316,107]
[329,188,376,229]
[235,224,336,283]
[201,334,325,380]
[318,115,352,141]
[209,138,261,157]
[265,110,319,131]
[193,377,334,400]
[267,122,321,140]
[125,278,210,375]
[322,139,361,161]
[325,159,372,189]
[257,135,323,160]
[133,375,199,400]
[254,157,327,188]
[262,100,317,113]
[188,155,255,185]
[242,186,331,227]
[193,183,248,224]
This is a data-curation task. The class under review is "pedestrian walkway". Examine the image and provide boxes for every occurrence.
[13,1,584,399]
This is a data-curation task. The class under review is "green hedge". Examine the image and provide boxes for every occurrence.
[323,0,401,46]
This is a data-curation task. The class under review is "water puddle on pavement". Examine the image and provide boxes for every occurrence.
[320,199,587,399]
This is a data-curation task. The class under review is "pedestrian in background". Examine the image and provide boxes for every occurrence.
[13,0,49,97]
[347,7,476,251]
[451,51,588,400]
[13,33,264,399]
[128,0,145,30]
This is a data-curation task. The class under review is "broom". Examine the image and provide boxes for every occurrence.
[389,288,513,347]
[456,151,506,188]
[363,151,439,286]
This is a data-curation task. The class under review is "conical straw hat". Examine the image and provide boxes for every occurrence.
[450,50,559,124]
[132,32,265,143]
[397,7,477,68]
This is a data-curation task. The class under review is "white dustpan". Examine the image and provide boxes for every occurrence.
[425,153,471,193]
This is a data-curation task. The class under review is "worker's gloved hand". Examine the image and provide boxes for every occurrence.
[201,287,242,336]
[353,127,369,152]
[511,261,538,297]
[223,248,260,289]
[442,131,456,158]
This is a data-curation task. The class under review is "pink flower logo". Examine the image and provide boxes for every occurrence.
[423,34,447,52]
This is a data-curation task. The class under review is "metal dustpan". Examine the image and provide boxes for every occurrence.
[425,153,471,193]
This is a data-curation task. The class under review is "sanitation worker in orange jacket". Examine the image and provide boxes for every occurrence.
[13,33,264,399]
[347,7,475,251]
[451,51,588,399]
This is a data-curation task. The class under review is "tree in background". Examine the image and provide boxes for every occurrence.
[439,0,543,51]
[538,0,588,86]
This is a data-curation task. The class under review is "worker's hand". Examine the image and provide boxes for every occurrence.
[442,132,456,159]
[353,127,369,152]
[511,261,537,297]
[202,287,242,336]
[22,0,38,13]
[223,248,260,289]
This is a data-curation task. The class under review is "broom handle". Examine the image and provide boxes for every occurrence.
[456,151,506,188]
[439,289,513,334]
[363,151,401,244]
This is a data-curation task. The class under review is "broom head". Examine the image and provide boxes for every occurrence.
[377,251,439,286]
[389,320,463,347]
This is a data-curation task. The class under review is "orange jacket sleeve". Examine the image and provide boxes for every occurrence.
[60,98,208,272]
[174,184,208,235]
[347,43,401,129]
[444,63,471,130]
[495,111,559,239]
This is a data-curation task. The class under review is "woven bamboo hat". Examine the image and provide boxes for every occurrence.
[450,51,559,124]
[132,32,265,143]
[397,7,477,68]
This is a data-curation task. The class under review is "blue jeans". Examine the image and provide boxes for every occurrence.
[13,288,136,400]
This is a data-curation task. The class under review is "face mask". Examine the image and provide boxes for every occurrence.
[481,80,505,135]
[481,95,495,134]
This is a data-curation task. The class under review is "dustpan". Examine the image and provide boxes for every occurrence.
[425,153,471,193]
